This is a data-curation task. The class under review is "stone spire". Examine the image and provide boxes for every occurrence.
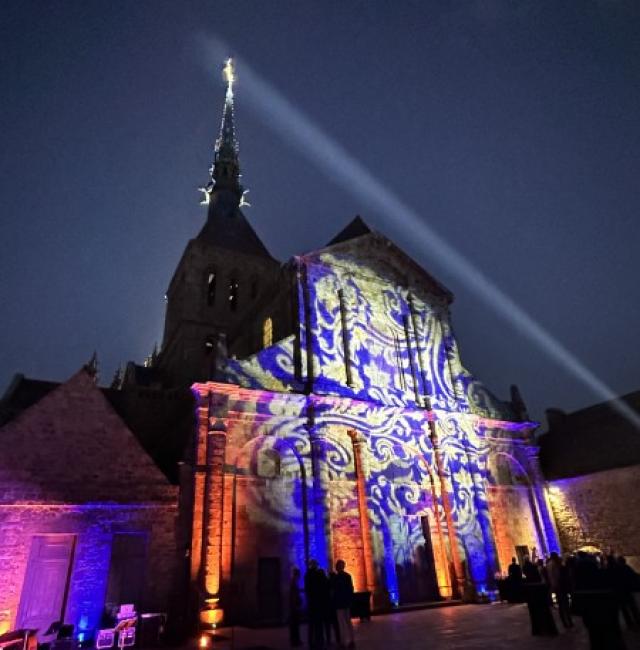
[84,350,99,382]
[195,58,272,258]
[200,58,243,205]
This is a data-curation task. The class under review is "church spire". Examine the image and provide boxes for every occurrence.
[200,58,243,206]
[216,58,239,164]
[194,58,272,257]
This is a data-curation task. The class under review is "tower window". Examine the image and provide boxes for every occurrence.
[263,316,273,348]
[207,271,216,306]
[228,278,239,311]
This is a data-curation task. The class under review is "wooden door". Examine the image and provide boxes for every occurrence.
[105,533,148,611]
[17,535,75,635]
[257,557,282,623]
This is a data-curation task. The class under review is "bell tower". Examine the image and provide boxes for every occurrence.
[157,59,280,388]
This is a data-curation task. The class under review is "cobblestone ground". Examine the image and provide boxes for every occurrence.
[206,602,639,650]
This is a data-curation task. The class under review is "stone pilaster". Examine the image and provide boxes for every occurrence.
[348,429,383,606]
[428,420,465,599]
[525,447,561,555]
[202,421,227,598]
[308,424,331,569]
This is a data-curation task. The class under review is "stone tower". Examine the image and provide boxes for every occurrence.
[158,60,280,388]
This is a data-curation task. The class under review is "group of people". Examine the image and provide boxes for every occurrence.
[507,551,640,648]
[289,559,356,649]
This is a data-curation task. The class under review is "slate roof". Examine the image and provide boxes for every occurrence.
[0,373,194,484]
[319,216,453,302]
[327,215,372,246]
[197,191,276,259]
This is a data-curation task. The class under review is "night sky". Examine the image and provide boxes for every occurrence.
[2,1,639,426]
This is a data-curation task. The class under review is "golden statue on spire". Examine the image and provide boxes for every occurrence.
[223,57,235,94]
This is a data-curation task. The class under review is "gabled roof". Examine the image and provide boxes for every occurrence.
[0,374,59,425]
[0,371,194,484]
[313,216,453,302]
[327,215,372,246]
[0,369,176,501]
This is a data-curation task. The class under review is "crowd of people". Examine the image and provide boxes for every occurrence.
[289,559,356,649]
[506,550,640,648]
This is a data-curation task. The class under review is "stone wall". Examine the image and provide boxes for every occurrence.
[0,370,179,634]
[548,464,640,570]
[0,504,177,635]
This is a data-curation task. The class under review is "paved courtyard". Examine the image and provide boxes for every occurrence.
[208,602,639,650]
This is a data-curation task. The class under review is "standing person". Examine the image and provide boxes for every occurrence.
[548,552,573,629]
[508,557,523,583]
[289,567,303,647]
[614,556,640,629]
[305,560,326,649]
[523,556,541,583]
[573,552,625,649]
[325,569,341,646]
[537,558,549,585]
[333,560,355,649]
[507,557,523,602]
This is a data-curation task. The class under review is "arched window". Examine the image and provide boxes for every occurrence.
[228,277,239,311]
[206,271,216,306]
[256,448,281,478]
[262,316,273,348]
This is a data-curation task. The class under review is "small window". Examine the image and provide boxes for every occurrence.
[256,448,281,478]
[207,271,216,306]
[262,317,273,348]
[251,278,258,300]
[228,278,239,311]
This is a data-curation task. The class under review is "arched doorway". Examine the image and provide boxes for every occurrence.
[229,435,308,624]
[486,453,543,572]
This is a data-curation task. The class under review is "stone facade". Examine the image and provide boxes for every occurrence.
[0,61,576,639]
[0,370,178,637]
[185,231,559,625]
[547,466,640,571]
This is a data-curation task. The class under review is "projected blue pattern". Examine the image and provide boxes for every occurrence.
[218,241,556,599]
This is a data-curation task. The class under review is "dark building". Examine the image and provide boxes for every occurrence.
[539,392,640,570]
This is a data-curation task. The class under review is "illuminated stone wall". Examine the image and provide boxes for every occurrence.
[547,465,640,570]
[190,232,558,621]
[0,371,178,636]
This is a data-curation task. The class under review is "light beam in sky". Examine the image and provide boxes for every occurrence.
[199,36,640,430]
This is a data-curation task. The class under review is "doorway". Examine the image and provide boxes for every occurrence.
[17,535,76,636]
[256,557,282,623]
[105,533,148,612]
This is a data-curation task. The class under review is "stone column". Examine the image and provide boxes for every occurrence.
[428,420,465,598]
[190,391,210,582]
[202,419,227,599]
[525,448,561,555]
[427,470,453,598]
[459,428,500,590]
[308,424,331,570]
[348,430,380,604]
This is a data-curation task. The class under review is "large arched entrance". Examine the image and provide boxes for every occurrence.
[228,435,308,624]
[486,453,544,571]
